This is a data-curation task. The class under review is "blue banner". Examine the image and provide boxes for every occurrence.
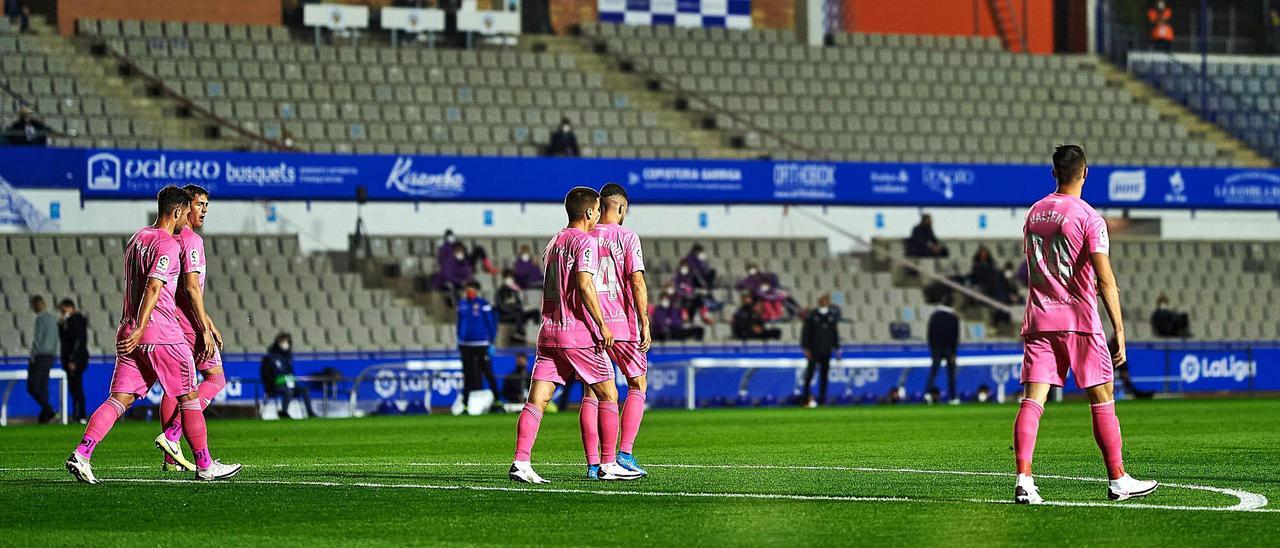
[3,342,1277,418]
[3,147,1280,209]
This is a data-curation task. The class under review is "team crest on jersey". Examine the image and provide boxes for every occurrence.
[157,255,170,272]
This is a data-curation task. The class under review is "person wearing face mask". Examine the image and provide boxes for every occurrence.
[683,244,717,289]
[512,245,544,289]
[652,290,705,342]
[434,240,475,298]
[1150,295,1190,338]
[457,281,502,411]
[545,117,581,157]
[260,333,318,419]
[731,293,781,341]
[496,269,540,346]
[58,299,90,423]
[800,294,841,408]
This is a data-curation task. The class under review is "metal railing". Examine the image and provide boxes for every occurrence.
[89,36,299,152]
[580,27,821,160]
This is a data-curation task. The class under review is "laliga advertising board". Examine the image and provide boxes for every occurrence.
[2,147,1279,209]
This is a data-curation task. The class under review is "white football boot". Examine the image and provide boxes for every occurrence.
[196,460,243,481]
[1014,474,1044,505]
[154,433,196,472]
[599,462,644,481]
[509,461,551,484]
[1107,474,1158,501]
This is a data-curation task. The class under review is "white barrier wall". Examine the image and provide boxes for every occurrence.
[6,189,1280,253]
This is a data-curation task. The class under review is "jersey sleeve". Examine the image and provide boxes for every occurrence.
[148,240,178,283]
[623,231,645,274]
[574,234,598,276]
[1084,213,1110,255]
[181,234,207,275]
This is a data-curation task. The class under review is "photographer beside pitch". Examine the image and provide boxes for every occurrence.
[1012,145,1157,504]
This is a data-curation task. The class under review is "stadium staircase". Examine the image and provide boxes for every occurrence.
[988,0,1028,53]
[1096,62,1272,167]
[530,34,750,159]
[7,15,233,150]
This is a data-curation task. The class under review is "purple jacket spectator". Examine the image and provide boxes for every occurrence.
[673,263,699,299]
[512,246,543,289]
[683,244,715,288]
[735,267,781,299]
[435,242,473,290]
[651,301,684,337]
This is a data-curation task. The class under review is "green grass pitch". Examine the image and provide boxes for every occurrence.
[1,398,1278,546]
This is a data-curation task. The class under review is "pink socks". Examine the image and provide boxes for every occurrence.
[620,389,645,455]
[179,399,212,469]
[76,398,126,459]
[579,398,600,466]
[1013,398,1044,475]
[1090,400,1126,480]
[513,402,544,462]
[599,401,619,464]
[161,373,226,444]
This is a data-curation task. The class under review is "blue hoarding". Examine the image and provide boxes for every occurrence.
[3,147,1279,209]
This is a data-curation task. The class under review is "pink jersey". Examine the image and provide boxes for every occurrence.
[591,223,646,341]
[118,226,184,345]
[536,227,603,348]
[174,226,208,335]
[1021,192,1110,335]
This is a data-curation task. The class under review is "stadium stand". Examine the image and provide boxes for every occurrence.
[5,232,1278,359]
[1128,53,1280,164]
[872,237,1280,342]
[0,233,447,356]
[582,22,1264,166]
[6,13,1272,166]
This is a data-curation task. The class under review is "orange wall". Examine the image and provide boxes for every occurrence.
[844,0,1054,54]
[58,0,281,36]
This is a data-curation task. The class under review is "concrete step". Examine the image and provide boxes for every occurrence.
[1099,61,1272,168]
[523,34,749,159]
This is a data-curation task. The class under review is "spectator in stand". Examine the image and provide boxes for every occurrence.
[511,244,543,289]
[545,117,581,157]
[906,214,949,258]
[800,294,841,408]
[502,353,532,404]
[261,333,318,419]
[651,292,705,342]
[925,295,960,405]
[4,0,29,33]
[1150,295,1191,338]
[434,241,474,295]
[1269,8,1280,54]
[672,260,706,321]
[57,298,89,423]
[28,296,58,424]
[968,246,1000,294]
[731,293,781,341]
[683,243,717,288]
[6,106,50,146]
[457,281,501,410]
[735,264,795,321]
[1148,1,1174,52]
[496,269,539,346]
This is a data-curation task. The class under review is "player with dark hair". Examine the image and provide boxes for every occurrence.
[578,182,651,479]
[155,184,229,471]
[66,185,240,484]
[509,186,640,483]
[1013,145,1157,504]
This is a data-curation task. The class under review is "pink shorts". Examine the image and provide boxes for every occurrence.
[531,346,612,386]
[607,341,648,379]
[1022,331,1113,389]
[109,344,198,398]
[184,332,223,372]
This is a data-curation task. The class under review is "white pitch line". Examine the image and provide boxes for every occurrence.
[3,461,1275,513]
[93,477,1280,513]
